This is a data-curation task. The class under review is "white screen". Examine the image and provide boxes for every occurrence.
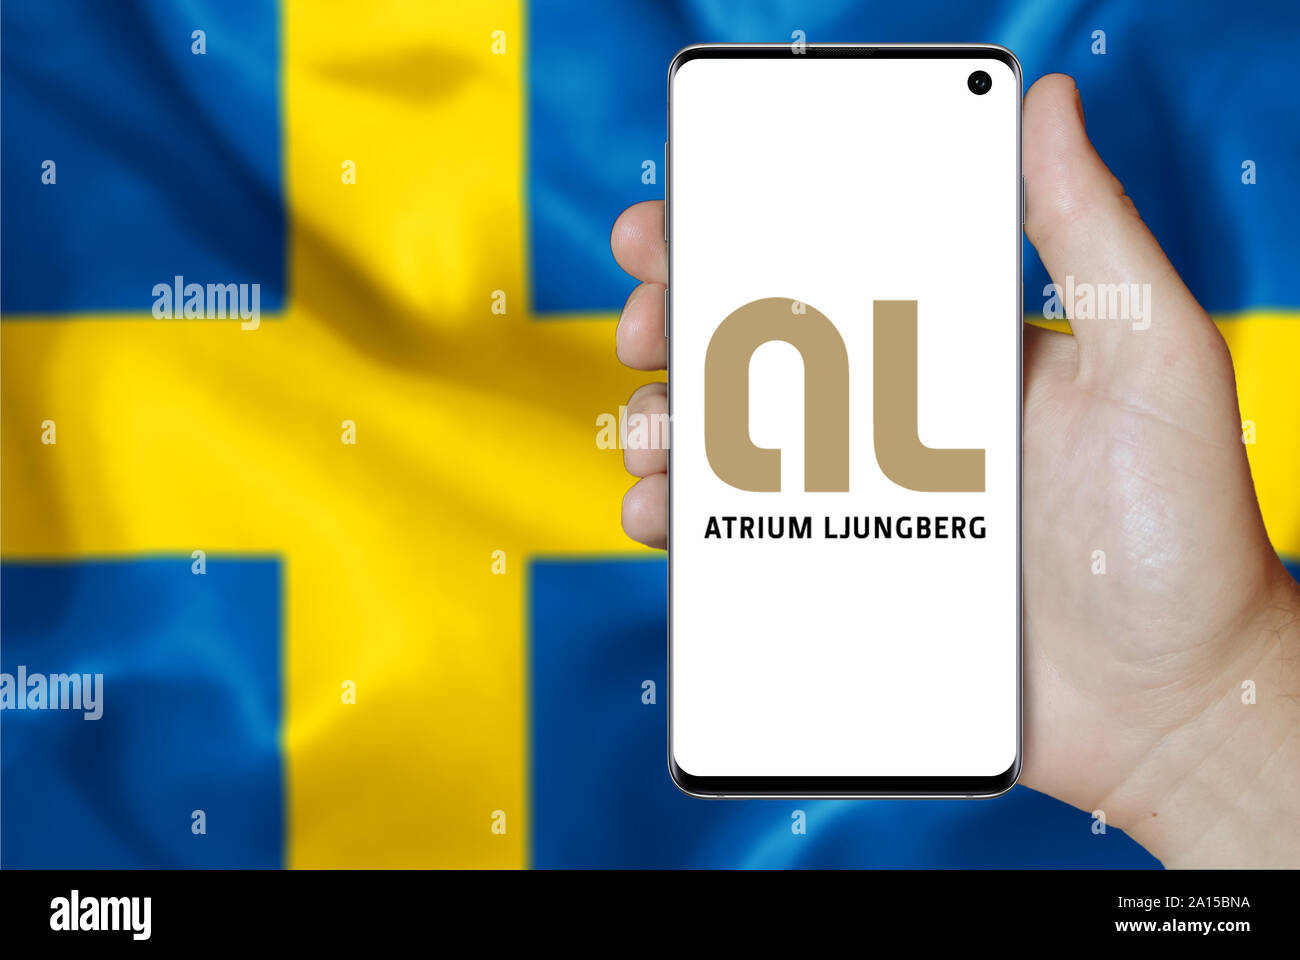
[669,52,1019,784]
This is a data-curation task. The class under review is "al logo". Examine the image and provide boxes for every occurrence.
[704,298,985,492]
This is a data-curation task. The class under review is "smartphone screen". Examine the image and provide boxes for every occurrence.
[667,46,1021,796]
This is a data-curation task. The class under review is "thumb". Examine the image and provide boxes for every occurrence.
[1023,74,1211,378]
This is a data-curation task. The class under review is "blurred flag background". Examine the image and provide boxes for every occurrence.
[2,0,1297,868]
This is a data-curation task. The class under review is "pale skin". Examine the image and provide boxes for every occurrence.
[611,74,1300,868]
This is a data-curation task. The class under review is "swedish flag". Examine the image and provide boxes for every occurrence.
[3,0,1297,868]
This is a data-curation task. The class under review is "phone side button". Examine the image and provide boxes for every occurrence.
[664,287,669,339]
[664,141,669,242]
[1021,175,1025,225]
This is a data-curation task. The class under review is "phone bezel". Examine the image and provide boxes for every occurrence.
[665,43,1023,799]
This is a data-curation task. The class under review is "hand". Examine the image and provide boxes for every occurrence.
[610,73,1300,867]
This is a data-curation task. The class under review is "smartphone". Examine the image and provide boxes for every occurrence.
[667,43,1021,797]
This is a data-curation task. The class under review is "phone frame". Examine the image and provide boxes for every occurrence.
[666,43,1023,799]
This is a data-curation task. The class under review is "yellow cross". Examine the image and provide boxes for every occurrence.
[3,1,1295,870]
[0,1,651,868]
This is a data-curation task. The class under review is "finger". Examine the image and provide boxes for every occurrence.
[611,201,666,286]
[622,473,667,549]
[623,383,668,477]
[617,282,667,370]
[1023,74,1211,378]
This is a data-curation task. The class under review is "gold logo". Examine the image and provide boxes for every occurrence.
[704,298,985,492]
